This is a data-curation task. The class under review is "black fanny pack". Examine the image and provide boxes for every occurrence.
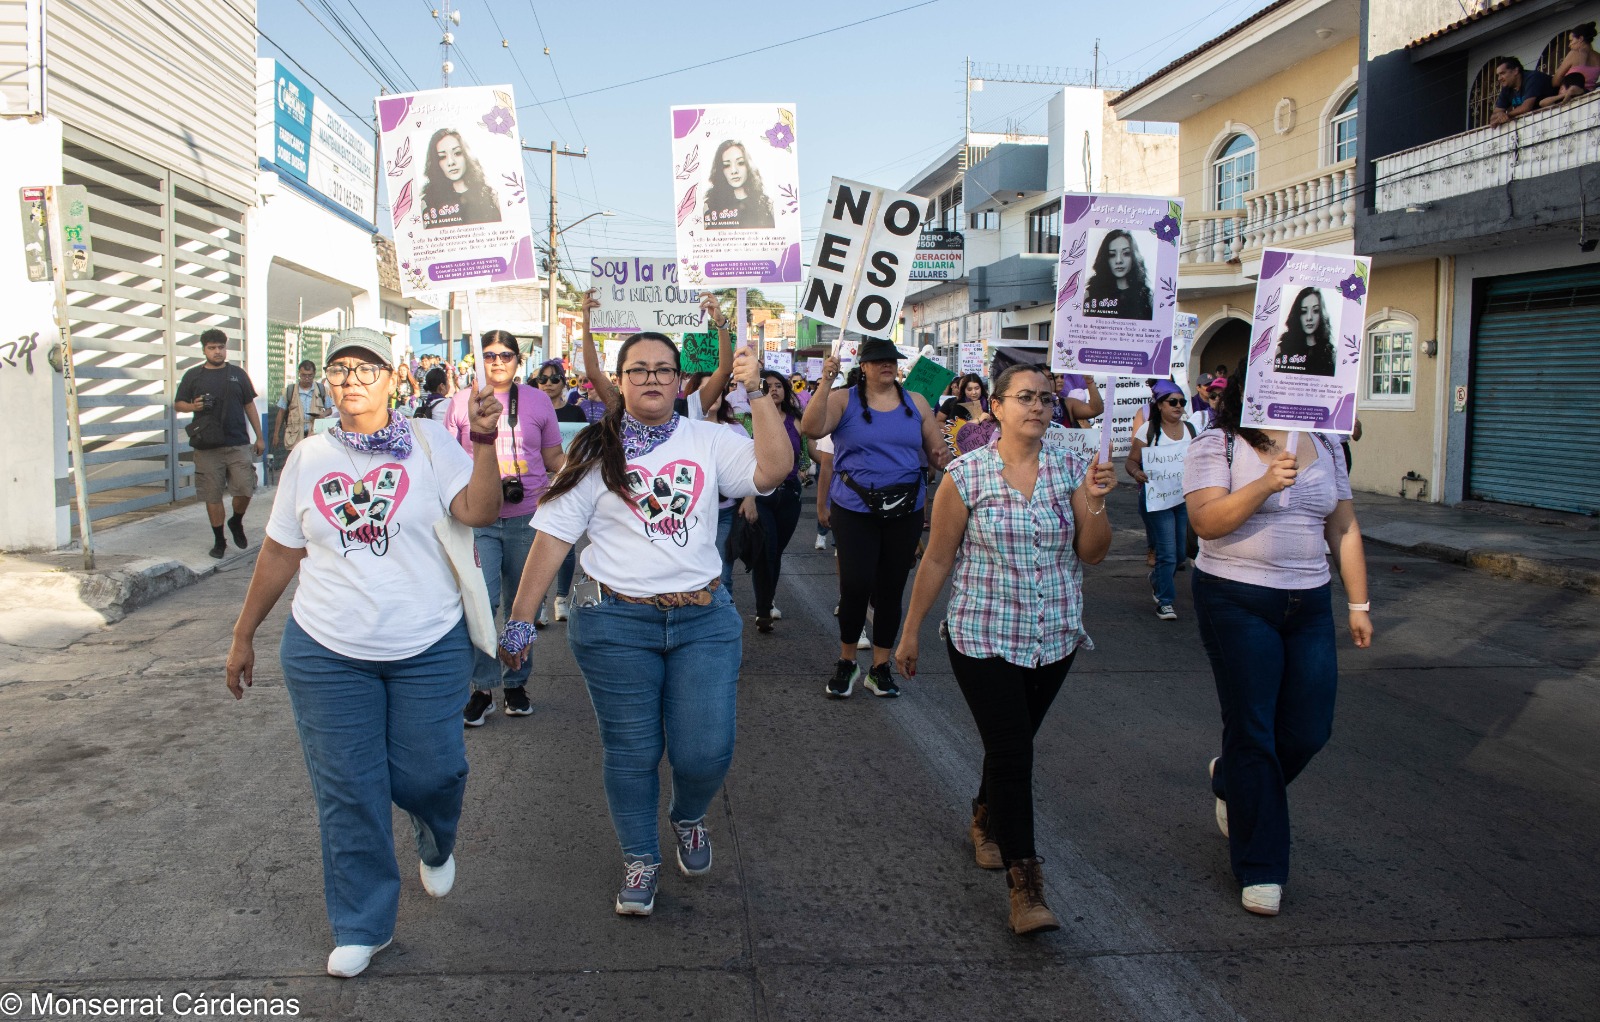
[840,470,922,519]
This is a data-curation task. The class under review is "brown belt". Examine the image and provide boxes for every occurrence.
[600,576,722,610]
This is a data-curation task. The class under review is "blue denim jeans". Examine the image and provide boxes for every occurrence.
[556,547,577,598]
[566,583,742,859]
[716,504,737,592]
[1192,569,1338,888]
[1147,501,1190,606]
[279,615,472,946]
[472,512,537,691]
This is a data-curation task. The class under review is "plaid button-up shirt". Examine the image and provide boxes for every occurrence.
[946,440,1094,667]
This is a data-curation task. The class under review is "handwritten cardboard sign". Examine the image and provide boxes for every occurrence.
[1140,439,1190,511]
[590,256,707,333]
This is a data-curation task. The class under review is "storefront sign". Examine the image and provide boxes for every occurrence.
[910,228,964,281]
[261,60,376,226]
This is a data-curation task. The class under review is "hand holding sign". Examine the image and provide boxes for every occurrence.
[1262,449,1298,492]
[1081,458,1117,500]
[821,354,841,382]
[732,346,762,393]
[700,291,729,330]
[581,288,601,328]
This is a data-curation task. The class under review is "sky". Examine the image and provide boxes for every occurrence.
[258,0,1278,310]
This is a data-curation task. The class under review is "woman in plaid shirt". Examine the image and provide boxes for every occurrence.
[896,364,1116,935]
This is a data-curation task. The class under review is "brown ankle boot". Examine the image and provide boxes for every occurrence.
[1005,857,1061,935]
[969,800,1003,870]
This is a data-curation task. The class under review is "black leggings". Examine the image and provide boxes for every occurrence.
[830,504,923,650]
[947,636,1076,862]
[752,479,802,617]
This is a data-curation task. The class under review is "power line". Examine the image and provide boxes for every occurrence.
[516,0,945,108]
[339,0,419,90]
[291,0,390,89]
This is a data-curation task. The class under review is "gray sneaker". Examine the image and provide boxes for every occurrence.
[672,818,712,876]
[615,854,660,916]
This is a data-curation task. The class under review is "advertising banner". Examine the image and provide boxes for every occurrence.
[670,103,802,288]
[1051,193,1183,379]
[377,85,537,295]
[910,228,964,281]
[589,255,707,334]
[261,60,377,226]
[1108,376,1152,460]
[800,177,931,335]
[1242,248,1370,434]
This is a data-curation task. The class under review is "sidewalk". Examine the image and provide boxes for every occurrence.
[0,489,271,648]
[1357,492,1600,595]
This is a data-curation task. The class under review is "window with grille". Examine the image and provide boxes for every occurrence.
[1027,200,1061,254]
[1468,58,1500,128]
[939,183,964,231]
[1331,90,1358,162]
[1537,31,1572,76]
[1365,321,1415,409]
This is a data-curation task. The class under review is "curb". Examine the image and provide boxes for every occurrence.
[4,547,260,625]
[1364,535,1600,596]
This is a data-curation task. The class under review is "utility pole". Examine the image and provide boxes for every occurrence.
[522,140,588,364]
[436,0,459,86]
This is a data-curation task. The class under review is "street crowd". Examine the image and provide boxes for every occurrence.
[197,291,1372,977]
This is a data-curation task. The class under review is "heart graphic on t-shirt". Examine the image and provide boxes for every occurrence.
[312,463,410,535]
[622,459,705,542]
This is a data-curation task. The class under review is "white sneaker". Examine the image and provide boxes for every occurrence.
[535,603,551,627]
[1242,883,1281,916]
[553,596,569,622]
[1209,758,1228,838]
[419,853,456,897]
[814,534,827,550]
[857,628,872,650]
[327,938,392,978]
[770,605,782,620]
[833,604,839,616]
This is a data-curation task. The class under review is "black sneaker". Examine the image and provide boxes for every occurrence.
[825,659,859,699]
[463,690,494,727]
[864,662,900,698]
[208,539,227,560]
[502,687,533,716]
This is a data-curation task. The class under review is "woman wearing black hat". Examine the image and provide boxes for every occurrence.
[801,338,948,699]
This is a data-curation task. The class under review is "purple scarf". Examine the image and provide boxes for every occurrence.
[330,412,415,460]
[622,412,680,460]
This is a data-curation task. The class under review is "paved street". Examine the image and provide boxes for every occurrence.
[1,489,1596,1022]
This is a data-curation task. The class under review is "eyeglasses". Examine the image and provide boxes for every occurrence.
[324,363,389,385]
[534,374,564,384]
[620,366,681,385]
[999,391,1049,407]
[481,351,518,364]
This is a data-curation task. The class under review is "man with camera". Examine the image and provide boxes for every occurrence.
[443,329,565,726]
[175,329,264,559]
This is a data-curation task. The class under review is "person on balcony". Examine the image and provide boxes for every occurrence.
[1540,72,1590,108]
[1489,57,1555,125]
[1551,22,1599,91]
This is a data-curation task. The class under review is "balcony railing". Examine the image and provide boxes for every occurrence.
[1373,94,1600,213]
[1181,160,1357,265]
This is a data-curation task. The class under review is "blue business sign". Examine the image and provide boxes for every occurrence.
[258,59,375,227]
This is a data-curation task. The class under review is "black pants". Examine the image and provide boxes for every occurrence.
[831,504,923,650]
[752,479,802,617]
[947,636,1076,862]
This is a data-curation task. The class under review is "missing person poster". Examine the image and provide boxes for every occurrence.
[1242,248,1370,434]
[377,85,536,295]
[800,178,931,336]
[670,104,802,289]
[589,256,707,334]
[1050,194,1182,379]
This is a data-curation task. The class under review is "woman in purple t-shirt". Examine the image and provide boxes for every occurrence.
[1182,373,1372,920]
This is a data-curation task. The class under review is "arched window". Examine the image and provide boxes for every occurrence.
[1468,58,1500,128]
[1537,31,1571,76]
[1331,89,1358,162]
[1212,134,1256,212]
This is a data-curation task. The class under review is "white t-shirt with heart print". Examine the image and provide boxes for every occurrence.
[532,417,769,597]
[266,419,475,660]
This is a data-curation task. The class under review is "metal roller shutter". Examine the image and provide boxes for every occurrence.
[1467,267,1600,514]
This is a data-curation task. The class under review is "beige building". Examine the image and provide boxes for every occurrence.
[1113,0,1443,499]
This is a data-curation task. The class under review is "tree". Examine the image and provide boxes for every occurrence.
[710,287,787,324]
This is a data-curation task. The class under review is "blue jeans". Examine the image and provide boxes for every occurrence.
[472,512,537,691]
[556,547,577,598]
[716,504,736,591]
[567,583,742,859]
[1147,501,1190,606]
[1192,570,1338,888]
[279,615,471,946]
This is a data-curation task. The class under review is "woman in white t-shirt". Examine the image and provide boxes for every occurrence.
[498,332,792,916]
[224,327,505,979]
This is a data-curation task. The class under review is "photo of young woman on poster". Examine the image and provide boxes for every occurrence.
[421,128,502,229]
[1082,229,1155,321]
[1272,286,1337,377]
[702,140,775,230]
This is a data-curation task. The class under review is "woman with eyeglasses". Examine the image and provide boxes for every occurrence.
[498,334,792,916]
[226,327,504,977]
[1126,380,1197,621]
[444,331,565,725]
[895,364,1115,934]
[801,338,948,699]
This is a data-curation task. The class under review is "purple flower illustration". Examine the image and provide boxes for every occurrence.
[763,121,794,151]
[1338,273,1367,302]
[1153,214,1180,243]
[481,105,514,136]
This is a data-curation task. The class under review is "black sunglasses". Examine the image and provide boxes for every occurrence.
[534,374,564,384]
[1160,397,1186,407]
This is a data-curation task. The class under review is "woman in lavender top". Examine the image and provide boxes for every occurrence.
[896,364,1114,935]
[1183,372,1372,919]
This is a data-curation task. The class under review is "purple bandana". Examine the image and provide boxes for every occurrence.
[330,413,415,460]
[622,413,680,460]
